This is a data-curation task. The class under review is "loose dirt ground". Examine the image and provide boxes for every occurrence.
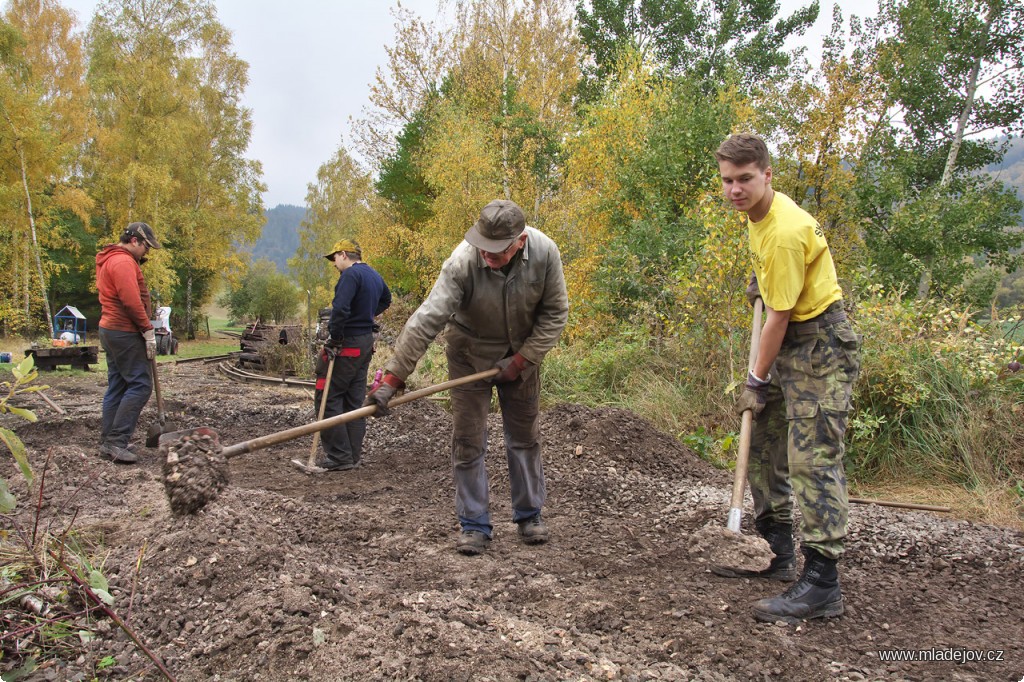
[3,360,1023,681]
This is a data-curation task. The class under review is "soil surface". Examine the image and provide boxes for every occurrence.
[3,360,1023,681]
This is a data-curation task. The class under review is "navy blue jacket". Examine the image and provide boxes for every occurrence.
[329,262,391,342]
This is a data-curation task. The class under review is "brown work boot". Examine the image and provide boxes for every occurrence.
[455,530,490,556]
[752,547,844,624]
[516,515,549,545]
[99,443,138,464]
[711,520,797,581]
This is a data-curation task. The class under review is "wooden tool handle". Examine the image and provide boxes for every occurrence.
[728,298,763,531]
[850,497,951,512]
[151,358,166,425]
[222,368,500,459]
[305,353,337,467]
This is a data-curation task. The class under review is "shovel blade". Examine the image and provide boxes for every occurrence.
[146,419,181,448]
[158,426,221,453]
[290,458,326,475]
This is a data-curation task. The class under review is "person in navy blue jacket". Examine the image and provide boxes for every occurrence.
[317,238,391,471]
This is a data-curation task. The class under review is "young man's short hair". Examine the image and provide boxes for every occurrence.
[715,134,771,171]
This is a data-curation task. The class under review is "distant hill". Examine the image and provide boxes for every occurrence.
[250,204,306,273]
[987,136,1024,209]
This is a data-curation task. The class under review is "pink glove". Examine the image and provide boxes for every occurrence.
[362,373,404,416]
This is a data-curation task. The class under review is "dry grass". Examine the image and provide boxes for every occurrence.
[851,480,1024,531]
[0,335,56,363]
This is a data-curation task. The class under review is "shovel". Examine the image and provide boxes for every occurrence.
[146,357,177,448]
[697,297,773,573]
[160,368,500,515]
[727,296,764,532]
[293,351,336,473]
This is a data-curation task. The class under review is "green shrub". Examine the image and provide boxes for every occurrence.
[847,288,1024,501]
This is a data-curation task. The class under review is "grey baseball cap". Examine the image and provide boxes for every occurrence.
[464,200,526,253]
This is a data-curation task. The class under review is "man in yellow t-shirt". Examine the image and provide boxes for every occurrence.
[713,133,862,625]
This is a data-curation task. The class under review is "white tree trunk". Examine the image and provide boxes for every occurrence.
[15,139,54,336]
[919,3,994,299]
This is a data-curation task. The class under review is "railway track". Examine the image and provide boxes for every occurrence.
[172,352,240,365]
[215,361,314,388]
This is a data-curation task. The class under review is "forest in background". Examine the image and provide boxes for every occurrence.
[2,0,1024,515]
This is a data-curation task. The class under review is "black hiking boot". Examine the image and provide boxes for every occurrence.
[752,547,844,624]
[711,520,797,581]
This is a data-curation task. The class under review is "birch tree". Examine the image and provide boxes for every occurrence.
[576,0,819,91]
[84,0,263,336]
[411,0,581,277]
[872,0,1024,298]
[0,0,89,336]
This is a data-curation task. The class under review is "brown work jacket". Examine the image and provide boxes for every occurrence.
[386,226,569,380]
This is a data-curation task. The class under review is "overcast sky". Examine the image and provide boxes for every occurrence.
[59,0,877,209]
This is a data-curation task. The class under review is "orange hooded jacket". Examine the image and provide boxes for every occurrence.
[95,244,153,333]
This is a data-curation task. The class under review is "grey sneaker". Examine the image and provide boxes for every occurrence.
[516,515,549,545]
[455,530,491,556]
[99,443,138,464]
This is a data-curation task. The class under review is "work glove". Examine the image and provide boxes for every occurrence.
[735,370,770,417]
[326,336,343,350]
[493,353,533,384]
[143,329,157,360]
[362,372,404,417]
[745,272,761,307]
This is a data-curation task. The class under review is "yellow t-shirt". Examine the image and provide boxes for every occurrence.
[748,191,842,322]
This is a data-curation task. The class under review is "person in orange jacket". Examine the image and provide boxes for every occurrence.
[95,222,162,464]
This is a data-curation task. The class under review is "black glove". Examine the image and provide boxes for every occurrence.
[314,349,329,376]
[735,371,770,416]
[362,373,405,417]
[326,336,343,349]
[745,272,761,307]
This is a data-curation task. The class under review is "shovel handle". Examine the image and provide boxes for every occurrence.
[728,298,763,532]
[36,389,66,415]
[306,353,336,467]
[221,368,500,459]
[151,358,166,425]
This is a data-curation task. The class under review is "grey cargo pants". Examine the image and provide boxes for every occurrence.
[446,347,546,537]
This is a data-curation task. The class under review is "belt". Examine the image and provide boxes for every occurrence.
[787,301,847,333]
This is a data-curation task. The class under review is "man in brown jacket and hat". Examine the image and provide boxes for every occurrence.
[364,199,569,555]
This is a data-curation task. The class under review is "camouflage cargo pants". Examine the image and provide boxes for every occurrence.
[747,304,862,559]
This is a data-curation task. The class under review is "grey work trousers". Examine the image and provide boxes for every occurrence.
[446,347,546,537]
[99,327,153,448]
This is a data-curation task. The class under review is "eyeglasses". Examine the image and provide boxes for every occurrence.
[484,239,520,257]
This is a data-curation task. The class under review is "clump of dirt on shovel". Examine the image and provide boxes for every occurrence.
[690,523,774,571]
[162,431,229,515]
